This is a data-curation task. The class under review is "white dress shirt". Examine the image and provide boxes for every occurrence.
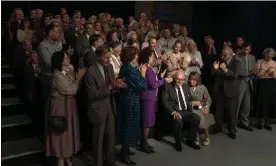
[175,86,187,110]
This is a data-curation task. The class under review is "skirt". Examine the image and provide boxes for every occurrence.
[140,100,156,128]
[192,109,215,129]
[45,97,80,158]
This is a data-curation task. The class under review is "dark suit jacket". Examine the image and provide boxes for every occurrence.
[75,34,90,58]
[13,48,28,69]
[24,63,40,103]
[213,57,246,98]
[162,82,193,115]
[85,63,115,124]
[64,26,78,48]
[10,21,20,44]
[80,47,96,69]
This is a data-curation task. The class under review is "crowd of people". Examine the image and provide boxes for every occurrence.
[3,7,276,166]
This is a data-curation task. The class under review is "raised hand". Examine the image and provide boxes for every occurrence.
[213,61,219,70]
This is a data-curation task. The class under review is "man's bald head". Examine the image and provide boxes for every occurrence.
[221,47,233,61]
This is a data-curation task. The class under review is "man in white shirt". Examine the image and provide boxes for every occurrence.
[161,71,201,151]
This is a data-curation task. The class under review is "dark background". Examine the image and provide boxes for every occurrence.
[2,1,276,58]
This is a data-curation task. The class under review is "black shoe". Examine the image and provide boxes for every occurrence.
[140,140,155,154]
[120,156,136,165]
[257,123,263,130]
[128,148,135,156]
[148,145,154,150]
[264,124,272,131]
[209,125,222,134]
[104,162,117,166]
[186,140,200,150]
[174,142,182,152]
[239,124,254,131]
[228,133,236,139]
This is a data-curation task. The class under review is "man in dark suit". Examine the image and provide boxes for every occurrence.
[211,47,246,139]
[85,45,126,166]
[75,22,94,59]
[24,51,43,135]
[80,34,104,69]
[72,22,93,71]
[162,71,201,151]
[12,40,32,102]
[236,42,256,131]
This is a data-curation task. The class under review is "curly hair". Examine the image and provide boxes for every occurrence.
[120,46,139,64]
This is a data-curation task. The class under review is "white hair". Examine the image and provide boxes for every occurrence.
[127,31,137,39]
[263,48,275,57]
[173,70,185,80]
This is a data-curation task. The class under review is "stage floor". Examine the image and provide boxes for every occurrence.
[72,125,276,166]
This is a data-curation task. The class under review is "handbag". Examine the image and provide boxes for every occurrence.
[47,79,68,133]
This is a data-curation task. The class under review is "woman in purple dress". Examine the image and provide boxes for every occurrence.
[139,47,168,153]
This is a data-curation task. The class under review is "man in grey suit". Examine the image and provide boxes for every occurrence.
[85,45,126,166]
[211,48,246,139]
[236,42,256,131]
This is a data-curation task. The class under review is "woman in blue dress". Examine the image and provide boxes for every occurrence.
[117,46,148,165]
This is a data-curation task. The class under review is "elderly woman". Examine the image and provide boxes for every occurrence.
[256,48,276,78]
[139,47,167,154]
[45,51,80,166]
[123,31,140,49]
[117,46,148,165]
[184,39,204,82]
[188,72,215,146]
[255,48,276,131]
[110,43,122,77]
[166,40,189,80]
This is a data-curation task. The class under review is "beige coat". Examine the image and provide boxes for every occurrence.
[51,67,78,99]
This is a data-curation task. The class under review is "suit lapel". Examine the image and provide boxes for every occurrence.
[169,83,179,104]
[94,65,106,84]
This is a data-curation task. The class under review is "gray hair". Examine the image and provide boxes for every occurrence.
[263,48,275,57]
[49,19,59,23]
[127,31,137,39]
[173,70,185,80]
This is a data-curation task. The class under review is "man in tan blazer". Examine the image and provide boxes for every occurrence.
[85,45,125,166]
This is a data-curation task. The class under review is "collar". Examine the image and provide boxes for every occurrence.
[226,58,232,64]
[61,70,67,75]
[96,62,104,69]
[175,84,183,90]
[86,33,90,40]
[111,54,120,60]
[91,46,96,51]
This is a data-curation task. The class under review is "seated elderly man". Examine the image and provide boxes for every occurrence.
[161,71,201,151]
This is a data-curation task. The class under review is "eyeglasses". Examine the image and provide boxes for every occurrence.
[175,78,184,82]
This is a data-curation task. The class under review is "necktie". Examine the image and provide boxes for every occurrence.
[177,87,187,111]
[35,65,39,73]
[104,67,109,85]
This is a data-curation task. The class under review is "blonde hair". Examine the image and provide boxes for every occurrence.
[185,39,198,53]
